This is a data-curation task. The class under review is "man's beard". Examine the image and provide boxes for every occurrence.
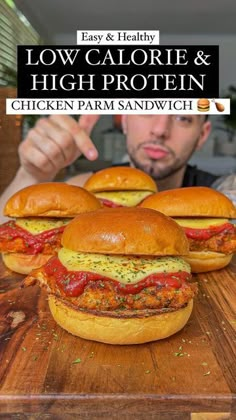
[129,155,183,181]
[128,139,199,181]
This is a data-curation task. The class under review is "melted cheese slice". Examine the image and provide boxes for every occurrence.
[15,218,70,235]
[58,248,190,285]
[95,190,152,206]
[174,218,229,229]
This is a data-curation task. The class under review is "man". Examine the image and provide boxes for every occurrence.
[0,113,225,222]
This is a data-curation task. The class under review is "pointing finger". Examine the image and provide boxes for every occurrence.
[78,115,100,135]
[72,129,99,160]
[50,115,99,160]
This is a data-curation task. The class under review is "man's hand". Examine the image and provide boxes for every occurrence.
[18,115,100,182]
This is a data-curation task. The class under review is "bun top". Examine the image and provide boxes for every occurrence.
[4,182,101,218]
[140,186,236,218]
[62,207,189,256]
[84,166,157,193]
[197,98,210,107]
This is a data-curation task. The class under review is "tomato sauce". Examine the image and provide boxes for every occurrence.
[100,199,124,208]
[184,223,234,241]
[44,256,191,297]
[0,221,65,254]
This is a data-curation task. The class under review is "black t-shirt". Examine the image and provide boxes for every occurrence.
[181,164,220,187]
[111,163,220,188]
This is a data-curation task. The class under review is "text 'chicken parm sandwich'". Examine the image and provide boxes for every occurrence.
[140,186,236,273]
[84,166,157,207]
[24,207,196,345]
[0,182,101,274]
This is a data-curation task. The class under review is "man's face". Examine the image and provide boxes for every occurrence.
[123,115,210,180]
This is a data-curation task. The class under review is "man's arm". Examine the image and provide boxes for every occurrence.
[0,115,100,223]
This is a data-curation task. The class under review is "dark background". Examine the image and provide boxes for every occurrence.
[17,45,219,99]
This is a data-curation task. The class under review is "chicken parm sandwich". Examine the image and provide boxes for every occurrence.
[0,182,101,274]
[24,207,196,345]
[140,186,236,273]
[84,166,157,207]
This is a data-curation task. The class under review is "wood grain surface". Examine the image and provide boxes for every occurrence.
[0,256,236,419]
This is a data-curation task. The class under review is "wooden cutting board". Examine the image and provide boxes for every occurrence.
[0,256,236,419]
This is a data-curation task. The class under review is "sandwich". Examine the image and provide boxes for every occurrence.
[197,98,210,112]
[84,166,157,207]
[23,207,196,345]
[140,186,236,273]
[0,182,101,274]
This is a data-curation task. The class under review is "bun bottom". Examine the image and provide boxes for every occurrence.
[48,295,193,345]
[2,252,53,275]
[183,251,232,273]
[197,108,210,112]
